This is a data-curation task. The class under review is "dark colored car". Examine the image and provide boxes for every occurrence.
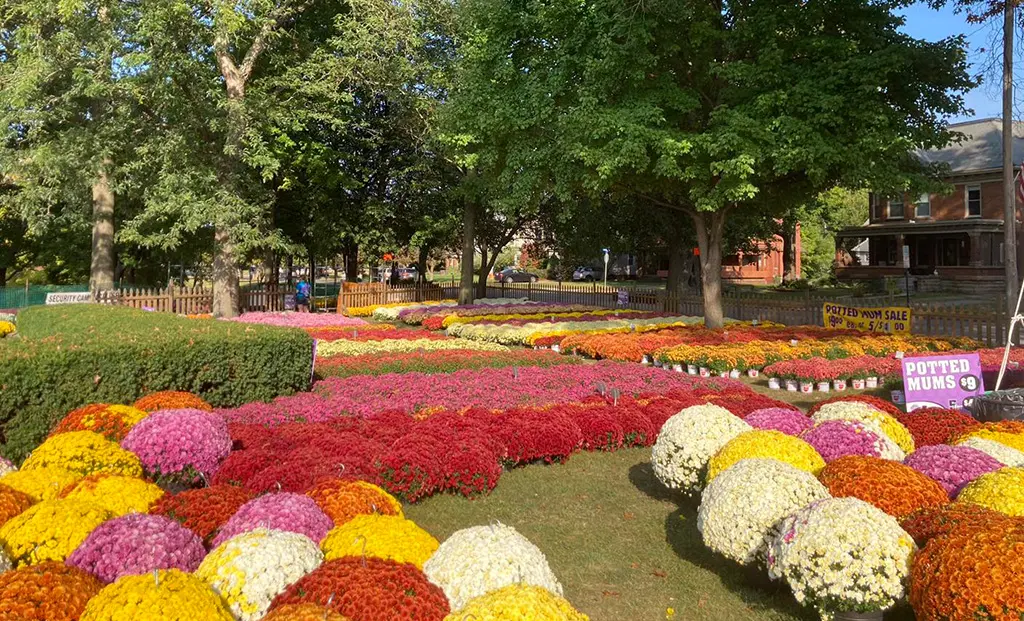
[497,267,538,284]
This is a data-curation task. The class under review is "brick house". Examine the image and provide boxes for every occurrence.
[835,118,1022,293]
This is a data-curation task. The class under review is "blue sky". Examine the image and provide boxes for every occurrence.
[898,4,1005,121]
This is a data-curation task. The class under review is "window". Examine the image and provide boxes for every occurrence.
[888,197,904,219]
[966,185,982,217]
[915,193,930,218]
[872,195,884,221]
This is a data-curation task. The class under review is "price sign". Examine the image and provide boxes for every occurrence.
[901,353,984,411]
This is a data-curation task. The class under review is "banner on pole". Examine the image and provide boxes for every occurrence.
[822,303,911,334]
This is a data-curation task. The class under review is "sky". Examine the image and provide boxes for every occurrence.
[897,4,1007,121]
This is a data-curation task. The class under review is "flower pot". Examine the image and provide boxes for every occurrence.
[891,389,905,404]
[833,611,883,621]
[789,339,799,346]
[699,367,710,377]
[719,370,730,378]
[1011,361,1021,370]
[654,360,663,368]
[672,364,684,373]
[866,377,879,389]
[768,377,781,390]
[852,379,866,390]
[817,381,831,393]
[834,379,847,391]
[641,355,650,365]
[800,382,814,394]
[729,369,741,379]
[551,344,561,353]
[747,369,760,378]
[785,379,798,392]
[687,364,698,375]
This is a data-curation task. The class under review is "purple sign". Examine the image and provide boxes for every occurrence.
[901,353,983,411]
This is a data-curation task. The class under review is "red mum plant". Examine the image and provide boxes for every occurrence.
[227,423,278,451]
[0,562,102,621]
[245,447,343,494]
[133,391,213,412]
[211,448,278,487]
[362,410,416,445]
[498,408,583,466]
[375,432,447,501]
[900,503,1021,547]
[616,402,659,447]
[150,484,254,546]
[568,406,625,451]
[443,445,503,497]
[637,393,703,430]
[692,388,798,418]
[818,455,948,519]
[269,557,450,621]
[909,520,1024,620]
[807,395,902,418]
[895,407,977,447]
[0,484,33,529]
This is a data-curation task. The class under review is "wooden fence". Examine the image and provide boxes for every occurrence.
[94,281,1012,347]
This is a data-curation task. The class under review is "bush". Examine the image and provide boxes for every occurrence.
[0,305,313,461]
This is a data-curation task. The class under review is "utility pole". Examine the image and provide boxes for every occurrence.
[1003,0,1019,319]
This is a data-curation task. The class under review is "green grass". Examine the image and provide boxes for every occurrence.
[406,448,814,621]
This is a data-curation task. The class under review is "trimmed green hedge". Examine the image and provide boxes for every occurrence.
[0,305,313,461]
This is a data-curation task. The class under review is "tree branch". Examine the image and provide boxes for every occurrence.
[239,0,316,83]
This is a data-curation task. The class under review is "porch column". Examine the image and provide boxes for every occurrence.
[895,235,905,267]
[968,231,982,267]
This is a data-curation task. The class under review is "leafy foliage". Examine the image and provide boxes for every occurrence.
[0,306,313,461]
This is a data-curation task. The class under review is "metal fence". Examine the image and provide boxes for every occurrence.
[0,284,90,311]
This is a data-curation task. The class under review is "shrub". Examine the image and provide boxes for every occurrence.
[0,305,313,461]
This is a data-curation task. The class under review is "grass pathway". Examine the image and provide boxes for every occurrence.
[406,448,814,621]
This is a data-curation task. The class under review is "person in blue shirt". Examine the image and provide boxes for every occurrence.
[296,280,311,313]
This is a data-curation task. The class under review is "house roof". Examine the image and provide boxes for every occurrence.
[917,118,1024,175]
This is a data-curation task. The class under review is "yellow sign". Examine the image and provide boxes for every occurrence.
[822,303,911,334]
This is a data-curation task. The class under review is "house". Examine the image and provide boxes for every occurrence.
[645,230,800,285]
[835,118,1022,293]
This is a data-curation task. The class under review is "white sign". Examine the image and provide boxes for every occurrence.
[902,245,910,269]
[45,292,92,305]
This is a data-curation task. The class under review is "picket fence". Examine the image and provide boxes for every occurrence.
[90,281,1011,347]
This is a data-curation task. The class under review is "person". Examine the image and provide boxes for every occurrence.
[296,280,311,313]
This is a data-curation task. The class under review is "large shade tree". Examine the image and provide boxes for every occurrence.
[445,0,973,327]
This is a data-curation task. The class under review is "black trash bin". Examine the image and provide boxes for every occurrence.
[969,388,1024,422]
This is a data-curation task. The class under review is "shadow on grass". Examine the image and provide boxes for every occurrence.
[629,461,816,621]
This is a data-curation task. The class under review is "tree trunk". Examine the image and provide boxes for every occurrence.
[344,242,359,282]
[459,200,476,304]
[308,247,316,311]
[476,246,489,300]
[782,221,799,284]
[0,268,6,288]
[693,211,726,329]
[212,225,240,318]
[89,161,116,293]
[416,245,430,284]
[666,237,687,296]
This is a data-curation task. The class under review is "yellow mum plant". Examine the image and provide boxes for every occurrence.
[957,467,1024,517]
[320,514,439,569]
[707,430,825,483]
[0,467,81,502]
[59,474,164,516]
[444,584,589,621]
[80,569,234,621]
[21,431,142,477]
[0,498,112,566]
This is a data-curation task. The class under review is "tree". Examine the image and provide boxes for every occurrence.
[445,0,973,327]
[0,0,147,293]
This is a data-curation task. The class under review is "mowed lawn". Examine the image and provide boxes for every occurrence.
[406,448,814,621]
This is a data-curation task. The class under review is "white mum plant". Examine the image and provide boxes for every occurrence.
[196,528,323,621]
[698,458,830,566]
[767,497,916,619]
[955,436,1024,466]
[651,404,750,494]
[422,522,562,610]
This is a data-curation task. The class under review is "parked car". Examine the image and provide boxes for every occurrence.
[572,266,596,282]
[496,267,538,283]
[395,267,418,282]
